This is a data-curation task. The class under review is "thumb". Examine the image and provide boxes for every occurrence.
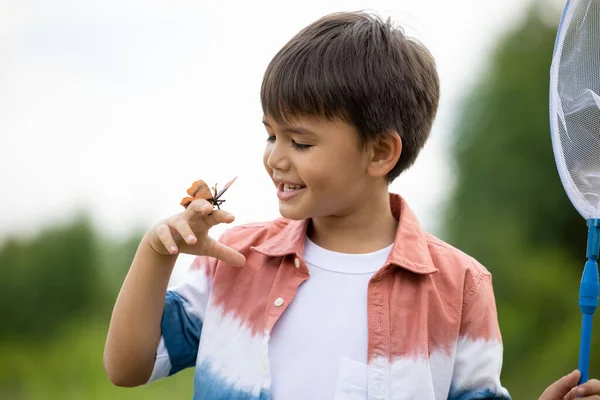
[539,370,581,400]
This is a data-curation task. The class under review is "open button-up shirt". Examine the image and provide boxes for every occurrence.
[148,194,511,400]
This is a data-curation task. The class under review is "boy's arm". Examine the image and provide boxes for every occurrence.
[146,254,215,383]
[448,263,511,400]
[103,198,244,387]
[104,235,177,387]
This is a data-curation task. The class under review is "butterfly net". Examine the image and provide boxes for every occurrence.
[550,0,600,220]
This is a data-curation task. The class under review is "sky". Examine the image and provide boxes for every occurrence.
[0,0,563,276]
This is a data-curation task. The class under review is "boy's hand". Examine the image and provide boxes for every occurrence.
[539,370,600,400]
[145,198,246,267]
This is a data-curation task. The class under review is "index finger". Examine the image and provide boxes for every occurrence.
[185,198,214,216]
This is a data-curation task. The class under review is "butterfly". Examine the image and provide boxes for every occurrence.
[180,176,237,210]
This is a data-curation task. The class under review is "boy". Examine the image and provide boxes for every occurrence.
[104,11,600,400]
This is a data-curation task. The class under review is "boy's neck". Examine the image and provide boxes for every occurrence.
[307,189,398,254]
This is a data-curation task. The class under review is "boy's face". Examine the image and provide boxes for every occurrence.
[262,115,375,220]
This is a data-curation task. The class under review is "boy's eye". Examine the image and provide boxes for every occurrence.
[291,140,311,150]
[265,135,311,151]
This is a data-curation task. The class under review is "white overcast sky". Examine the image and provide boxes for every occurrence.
[1,0,564,251]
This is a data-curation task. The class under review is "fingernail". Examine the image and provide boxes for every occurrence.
[187,235,196,242]
[577,386,584,395]
[169,246,177,253]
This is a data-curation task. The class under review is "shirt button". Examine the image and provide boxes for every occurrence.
[294,258,300,268]
[274,297,284,307]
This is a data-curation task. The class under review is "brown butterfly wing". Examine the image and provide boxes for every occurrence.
[213,176,238,201]
[188,180,214,199]
[181,180,214,208]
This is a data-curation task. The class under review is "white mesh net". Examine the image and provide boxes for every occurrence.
[550,0,600,220]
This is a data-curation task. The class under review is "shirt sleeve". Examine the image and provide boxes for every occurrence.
[146,254,217,383]
[448,263,512,400]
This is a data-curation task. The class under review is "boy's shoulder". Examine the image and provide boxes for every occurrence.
[424,232,490,276]
[386,193,490,281]
[420,232,492,300]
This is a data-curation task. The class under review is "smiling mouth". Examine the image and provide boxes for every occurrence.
[282,183,306,192]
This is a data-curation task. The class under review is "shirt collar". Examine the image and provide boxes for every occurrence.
[250,193,438,275]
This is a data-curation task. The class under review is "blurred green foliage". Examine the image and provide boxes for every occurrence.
[0,214,99,341]
[0,317,194,400]
[443,5,598,399]
[0,215,193,399]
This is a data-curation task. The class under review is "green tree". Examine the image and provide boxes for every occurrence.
[0,214,148,398]
[0,213,99,339]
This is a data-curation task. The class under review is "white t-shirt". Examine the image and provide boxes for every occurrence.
[268,237,393,400]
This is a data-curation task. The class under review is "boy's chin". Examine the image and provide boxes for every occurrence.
[278,204,310,221]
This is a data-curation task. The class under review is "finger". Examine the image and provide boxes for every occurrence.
[576,380,600,397]
[171,218,197,245]
[203,237,246,267]
[207,209,235,226]
[576,396,600,400]
[186,198,214,216]
[541,370,580,400]
[157,224,178,254]
[191,209,235,229]
[565,386,577,400]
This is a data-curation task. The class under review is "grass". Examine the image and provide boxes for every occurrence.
[0,317,194,400]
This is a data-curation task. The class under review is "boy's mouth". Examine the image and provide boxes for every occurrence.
[277,182,306,200]
[282,183,306,192]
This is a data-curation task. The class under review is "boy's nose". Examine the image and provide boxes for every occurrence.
[266,144,291,171]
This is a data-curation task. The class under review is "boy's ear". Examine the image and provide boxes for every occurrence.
[367,131,402,178]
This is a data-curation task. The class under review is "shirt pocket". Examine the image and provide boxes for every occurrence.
[333,358,368,400]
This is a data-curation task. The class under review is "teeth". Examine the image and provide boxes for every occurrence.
[283,184,305,192]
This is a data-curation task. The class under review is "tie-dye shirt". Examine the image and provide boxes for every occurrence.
[148,194,511,400]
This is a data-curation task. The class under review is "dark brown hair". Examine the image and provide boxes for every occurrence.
[261,11,440,181]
